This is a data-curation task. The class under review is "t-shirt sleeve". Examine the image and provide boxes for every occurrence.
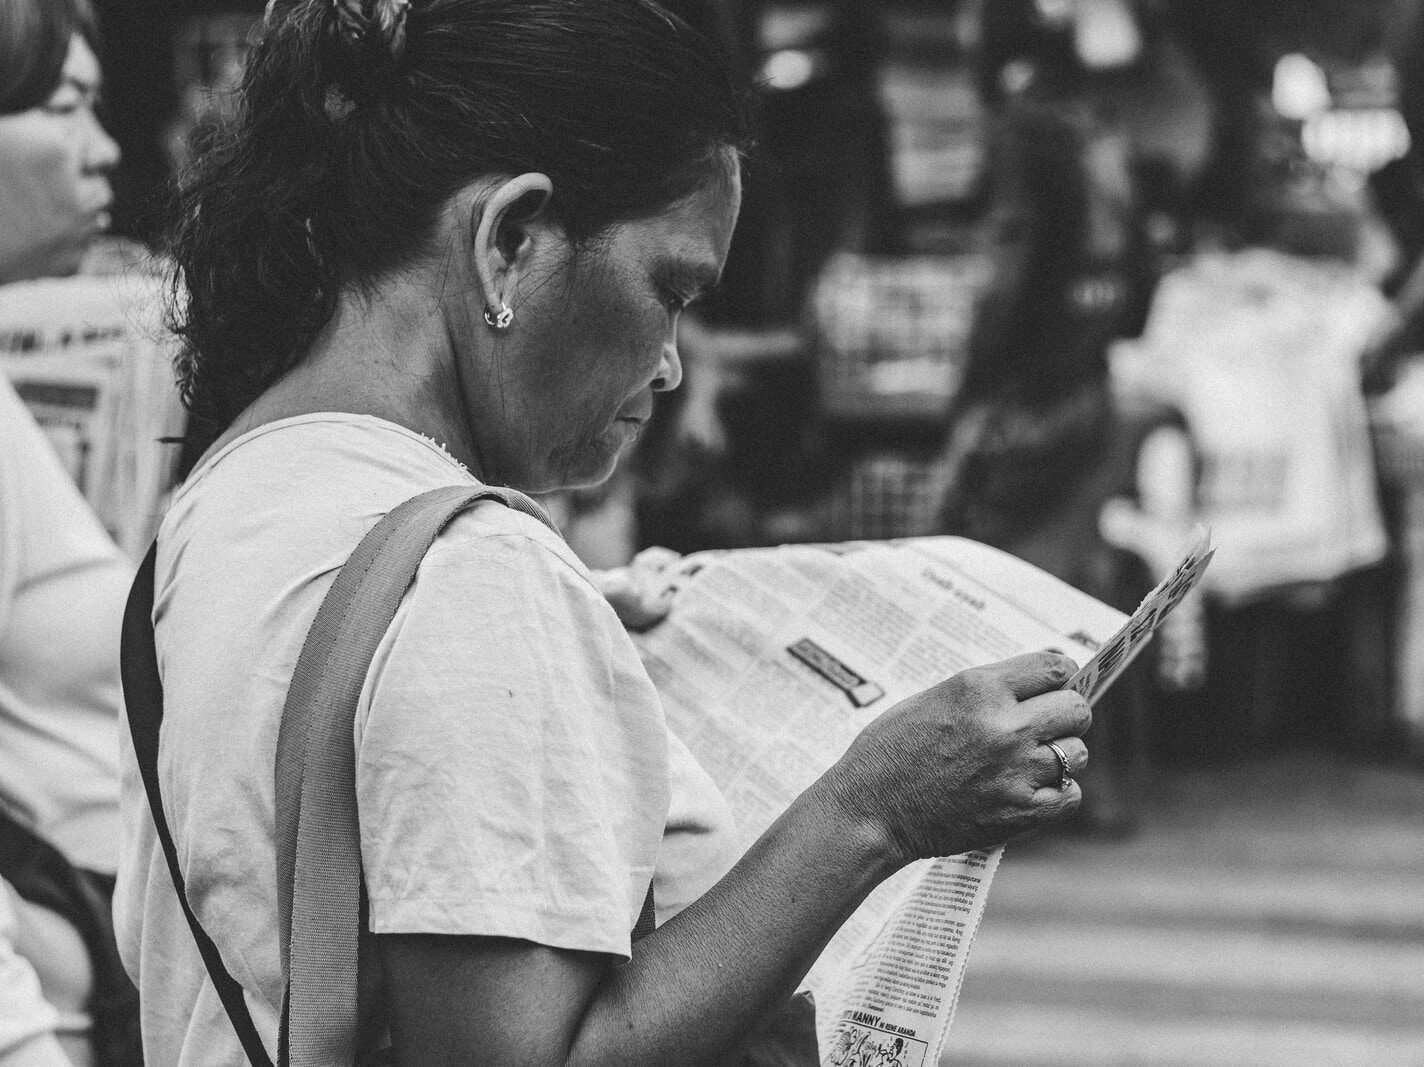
[354,521,671,960]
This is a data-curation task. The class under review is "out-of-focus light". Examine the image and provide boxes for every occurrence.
[1302,108,1412,172]
[762,49,816,92]
[1273,54,1332,120]
[1074,0,1141,70]
[999,58,1037,98]
[1034,0,1073,27]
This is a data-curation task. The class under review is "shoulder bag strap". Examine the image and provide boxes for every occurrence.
[121,544,277,1067]
[275,484,636,1066]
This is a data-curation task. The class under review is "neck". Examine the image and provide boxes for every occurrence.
[219,279,486,476]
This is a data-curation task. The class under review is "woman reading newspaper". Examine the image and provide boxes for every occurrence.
[115,3,1092,1063]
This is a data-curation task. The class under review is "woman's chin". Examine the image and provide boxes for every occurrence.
[561,456,623,493]
[523,421,644,493]
[519,448,623,496]
[1,241,87,284]
[45,237,95,280]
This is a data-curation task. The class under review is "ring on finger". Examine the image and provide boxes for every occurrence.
[1046,741,1073,791]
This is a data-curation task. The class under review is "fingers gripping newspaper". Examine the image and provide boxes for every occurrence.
[632,529,1213,1066]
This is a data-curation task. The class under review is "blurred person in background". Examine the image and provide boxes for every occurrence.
[1134,10,1400,759]
[0,0,117,284]
[0,0,141,1062]
[934,99,1195,835]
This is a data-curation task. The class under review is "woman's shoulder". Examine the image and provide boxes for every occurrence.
[154,415,490,603]
[419,499,610,624]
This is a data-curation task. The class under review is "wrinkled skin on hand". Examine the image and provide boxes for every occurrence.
[823,651,1092,866]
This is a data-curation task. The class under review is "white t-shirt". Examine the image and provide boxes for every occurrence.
[114,414,740,1066]
[0,375,128,874]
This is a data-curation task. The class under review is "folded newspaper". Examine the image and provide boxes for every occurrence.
[633,528,1213,1066]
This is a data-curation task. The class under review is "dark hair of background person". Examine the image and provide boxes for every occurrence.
[0,0,96,114]
[955,102,1137,407]
[169,0,755,470]
[935,102,1122,547]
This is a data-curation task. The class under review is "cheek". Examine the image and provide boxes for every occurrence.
[0,120,83,223]
[565,289,633,351]
[563,261,667,370]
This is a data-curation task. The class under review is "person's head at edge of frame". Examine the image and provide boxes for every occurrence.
[0,0,121,284]
[170,0,752,493]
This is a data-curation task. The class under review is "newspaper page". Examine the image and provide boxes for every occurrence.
[0,272,185,558]
[633,529,1213,1065]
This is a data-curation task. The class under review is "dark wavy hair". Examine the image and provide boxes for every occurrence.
[169,0,754,460]
[0,0,97,114]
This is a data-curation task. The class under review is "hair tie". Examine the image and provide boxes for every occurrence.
[332,0,411,60]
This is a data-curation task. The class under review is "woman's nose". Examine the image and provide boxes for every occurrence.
[84,110,121,173]
[653,335,683,392]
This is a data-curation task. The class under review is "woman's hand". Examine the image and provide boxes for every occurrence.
[820,651,1091,866]
[593,547,682,631]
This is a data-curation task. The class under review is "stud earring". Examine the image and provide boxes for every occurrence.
[483,303,514,330]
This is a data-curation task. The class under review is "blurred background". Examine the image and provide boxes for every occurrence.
[8,0,1424,1062]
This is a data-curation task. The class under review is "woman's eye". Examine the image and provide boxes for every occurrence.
[661,290,691,314]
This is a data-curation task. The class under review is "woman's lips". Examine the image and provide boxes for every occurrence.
[616,415,648,439]
[87,189,114,233]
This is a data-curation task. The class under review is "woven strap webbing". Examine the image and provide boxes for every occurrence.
[273,485,555,1066]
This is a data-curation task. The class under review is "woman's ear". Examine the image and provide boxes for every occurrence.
[469,172,555,319]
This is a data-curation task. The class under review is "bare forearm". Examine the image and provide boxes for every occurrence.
[567,778,897,1066]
